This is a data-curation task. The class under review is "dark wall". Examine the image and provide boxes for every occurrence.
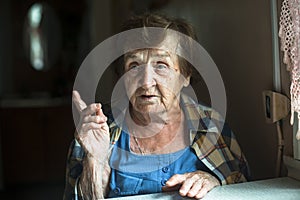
[0,0,88,186]
[0,0,293,189]
[156,0,291,180]
[104,0,293,180]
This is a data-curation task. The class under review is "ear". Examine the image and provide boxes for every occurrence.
[183,76,191,87]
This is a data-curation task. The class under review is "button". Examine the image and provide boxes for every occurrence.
[161,179,168,186]
[113,187,120,194]
[162,167,169,173]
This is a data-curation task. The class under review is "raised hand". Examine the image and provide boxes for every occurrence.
[72,90,110,162]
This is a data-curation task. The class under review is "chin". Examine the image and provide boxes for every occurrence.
[134,104,166,114]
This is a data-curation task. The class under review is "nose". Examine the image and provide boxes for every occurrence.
[139,64,156,89]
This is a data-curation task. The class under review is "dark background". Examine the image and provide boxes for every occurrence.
[0,0,293,199]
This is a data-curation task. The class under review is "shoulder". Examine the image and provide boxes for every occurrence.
[181,93,226,132]
[181,93,223,118]
[181,93,238,155]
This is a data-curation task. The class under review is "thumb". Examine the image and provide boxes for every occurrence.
[72,90,87,112]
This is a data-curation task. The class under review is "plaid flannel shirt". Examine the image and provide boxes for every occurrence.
[63,94,250,199]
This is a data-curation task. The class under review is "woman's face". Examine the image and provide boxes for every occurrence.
[123,49,190,114]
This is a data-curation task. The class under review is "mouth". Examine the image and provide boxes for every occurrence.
[140,94,158,99]
[137,94,160,102]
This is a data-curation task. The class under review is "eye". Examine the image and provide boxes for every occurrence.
[155,62,168,70]
[128,62,139,70]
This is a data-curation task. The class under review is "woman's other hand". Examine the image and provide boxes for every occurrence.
[162,170,220,199]
[72,90,110,161]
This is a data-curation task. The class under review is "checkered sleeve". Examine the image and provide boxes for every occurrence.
[188,103,250,185]
[63,139,85,200]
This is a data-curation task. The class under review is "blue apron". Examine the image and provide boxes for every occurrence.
[108,131,210,198]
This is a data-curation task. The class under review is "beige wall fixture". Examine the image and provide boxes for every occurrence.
[262,90,290,124]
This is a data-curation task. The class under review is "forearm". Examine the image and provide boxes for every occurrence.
[79,157,111,199]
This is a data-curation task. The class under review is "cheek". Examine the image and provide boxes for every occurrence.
[158,78,183,98]
[157,84,177,101]
[124,78,135,98]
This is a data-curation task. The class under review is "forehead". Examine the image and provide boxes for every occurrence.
[123,31,181,60]
[124,49,177,61]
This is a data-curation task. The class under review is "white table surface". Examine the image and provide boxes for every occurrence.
[111,177,300,200]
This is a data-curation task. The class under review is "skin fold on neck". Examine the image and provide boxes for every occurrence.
[127,106,190,154]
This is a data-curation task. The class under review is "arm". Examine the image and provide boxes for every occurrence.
[63,140,84,200]
[63,91,111,199]
[197,108,250,184]
[79,155,111,199]
[161,103,250,199]
[63,140,112,200]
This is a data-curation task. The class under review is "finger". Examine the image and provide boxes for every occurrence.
[82,115,107,124]
[162,184,181,192]
[187,178,204,198]
[80,122,102,133]
[95,104,107,118]
[179,175,199,196]
[195,183,209,199]
[82,103,102,117]
[73,90,87,112]
[166,174,186,187]
[96,103,101,116]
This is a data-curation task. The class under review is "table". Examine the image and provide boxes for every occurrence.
[111,177,300,200]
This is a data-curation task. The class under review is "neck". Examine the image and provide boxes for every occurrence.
[129,102,182,125]
[127,103,182,138]
[129,108,188,154]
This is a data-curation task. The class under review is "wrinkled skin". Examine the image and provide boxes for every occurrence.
[73,90,111,198]
[163,170,220,199]
[72,47,220,199]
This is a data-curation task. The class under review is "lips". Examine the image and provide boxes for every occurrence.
[140,95,158,98]
[137,94,160,102]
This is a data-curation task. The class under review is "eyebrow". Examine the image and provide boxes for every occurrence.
[151,52,171,58]
[124,51,171,60]
[124,54,138,60]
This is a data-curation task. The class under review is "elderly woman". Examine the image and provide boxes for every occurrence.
[64,13,250,199]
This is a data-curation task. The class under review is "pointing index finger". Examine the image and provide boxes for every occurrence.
[72,90,87,112]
